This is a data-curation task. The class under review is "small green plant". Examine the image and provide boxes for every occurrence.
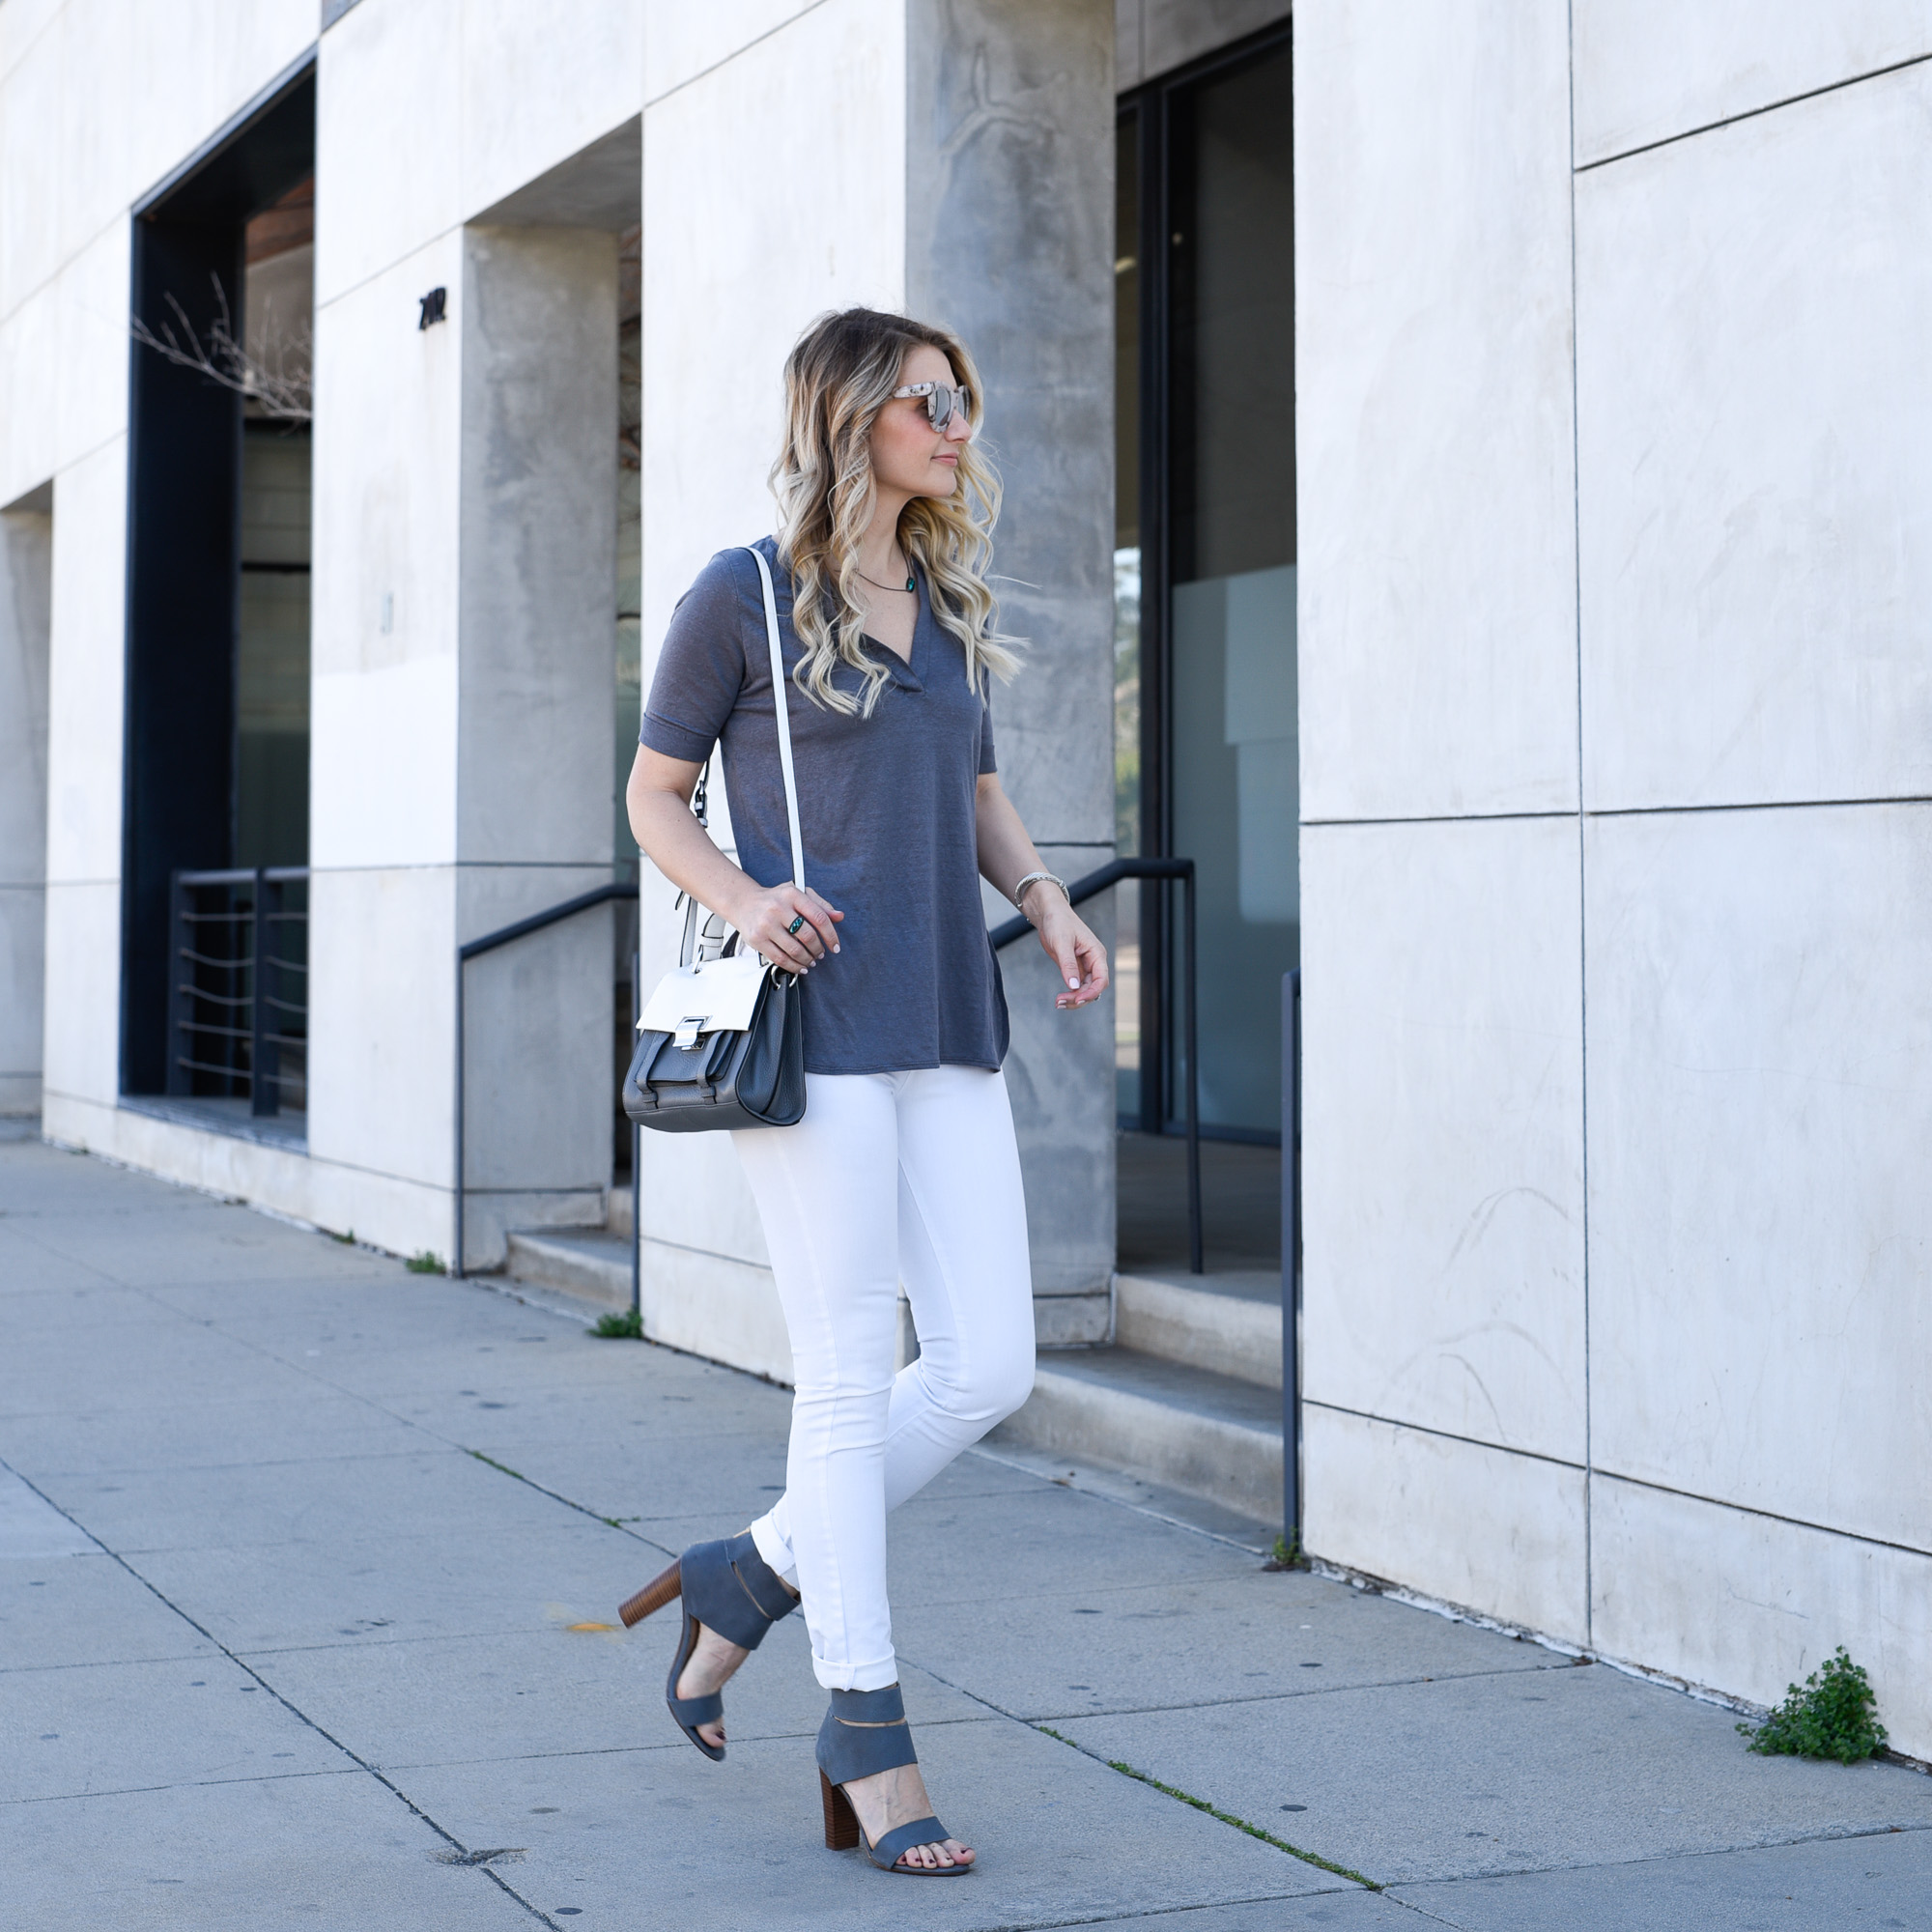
[1264,1529,1307,1572]
[591,1307,644,1340]
[1737,1647,1887,1763]
[330,1229,355,1245]
[406,1250,445,1275]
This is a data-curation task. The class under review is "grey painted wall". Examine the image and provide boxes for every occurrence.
[0,497,51,1118]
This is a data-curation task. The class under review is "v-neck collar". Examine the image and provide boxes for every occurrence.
[860,571,926,691]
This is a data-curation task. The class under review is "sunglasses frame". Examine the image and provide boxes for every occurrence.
[891,380,973,430]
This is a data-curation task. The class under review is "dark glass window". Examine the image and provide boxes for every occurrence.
[1121,30,1295,1142]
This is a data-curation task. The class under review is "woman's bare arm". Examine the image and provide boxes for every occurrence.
[975,772,1108,1010]
[626,744,841,975]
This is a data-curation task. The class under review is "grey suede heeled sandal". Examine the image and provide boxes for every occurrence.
[617,1531,796,1761]
[816,1685,972,1876]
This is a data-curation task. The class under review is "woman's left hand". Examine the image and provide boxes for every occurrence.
[1029,893,1109,1010]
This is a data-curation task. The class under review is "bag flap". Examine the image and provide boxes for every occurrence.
[638,951,771,1037]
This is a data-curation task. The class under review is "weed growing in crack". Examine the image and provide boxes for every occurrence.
[406,1251,445,1275]
[1738,1648,1887,1763]
[591,1308,643,1339]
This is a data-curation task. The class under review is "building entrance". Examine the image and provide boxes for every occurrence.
[1118,28,1295,1151]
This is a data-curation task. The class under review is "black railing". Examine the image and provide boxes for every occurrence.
[167,867,309,1117]
[452,882,639,1287]
[989,857,1201,1275]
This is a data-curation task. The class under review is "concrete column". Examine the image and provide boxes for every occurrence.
[635,0,1118,1374]
[0,489,52,1121]
[451,225,620,1265]
[908,0,1118,1336]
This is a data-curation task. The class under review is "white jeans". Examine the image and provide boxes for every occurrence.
[736,1066,1037,1690]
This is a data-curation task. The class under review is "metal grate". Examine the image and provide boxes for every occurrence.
[167,868,309,1117]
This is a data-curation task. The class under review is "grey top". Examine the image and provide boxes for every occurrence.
[640,537,1009,1076]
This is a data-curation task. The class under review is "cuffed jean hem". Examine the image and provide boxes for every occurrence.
[809,1650,902,1693]
[749,1515,799,1593]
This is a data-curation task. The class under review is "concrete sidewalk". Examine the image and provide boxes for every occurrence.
[3,1135,1929,1931]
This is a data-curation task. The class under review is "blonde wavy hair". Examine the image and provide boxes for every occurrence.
[770,307,1022,715]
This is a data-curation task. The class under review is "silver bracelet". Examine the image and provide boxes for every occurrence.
[1012,870,1068,919]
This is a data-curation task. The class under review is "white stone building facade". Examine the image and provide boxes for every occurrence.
[0,1,1925,1760]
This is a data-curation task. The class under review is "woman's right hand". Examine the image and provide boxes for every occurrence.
[730,883,843,974]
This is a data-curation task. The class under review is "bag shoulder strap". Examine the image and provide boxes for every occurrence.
[745,545,807,892]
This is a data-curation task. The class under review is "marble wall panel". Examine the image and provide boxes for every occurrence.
[0,0,60,84]
[310,237,463,872]
[1304,1405,1588,1645]
[1574,0,1932,165]
[641,0,819,104]
[1577,66,1932,811]
[1592,1474,1932,1761]
[315,0,461,306]
[42,436,123,892]
[53,216,128,473]
[305,863,453,1191]
[39,878,117,1115]
[1301,816,1586,1463]
[640,1238,794,1388]
[457,0,641,222]
[1585,804,1932,1554]
[0,10,61,316]
[58,0,313,253]
[0,290,57,509]
[1295,0,1578,821]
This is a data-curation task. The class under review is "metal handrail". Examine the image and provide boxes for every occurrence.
[988,856,1202,1275]
[452,881,640,1287]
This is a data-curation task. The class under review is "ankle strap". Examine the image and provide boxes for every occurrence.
[827,1684,905,1725]
[817,1685,918,1783]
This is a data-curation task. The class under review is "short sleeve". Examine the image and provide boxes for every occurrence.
[978,674,998,775]
[639,550,754,761]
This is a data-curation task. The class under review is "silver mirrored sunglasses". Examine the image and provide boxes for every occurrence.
[892,380,974,430]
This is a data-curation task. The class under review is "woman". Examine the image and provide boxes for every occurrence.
[623,307,1107,1876]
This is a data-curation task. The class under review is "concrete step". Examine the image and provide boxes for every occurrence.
[1114,1267,1285,1390]
[504,1228,632,1310]
[993,1346,1285,1527]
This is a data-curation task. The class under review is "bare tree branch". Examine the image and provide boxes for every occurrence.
[130,274,312,423]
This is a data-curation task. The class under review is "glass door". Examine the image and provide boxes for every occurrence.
[1118,27,1295,1143]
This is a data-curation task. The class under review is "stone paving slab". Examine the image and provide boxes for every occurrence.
[1,1548,219,1673]
[0,1768,542,1932]
[1392,1823,1932,1929]
[392,1713,1342,1930]
[1059,1662,1932,1887]
[891,1567,1559,1722]
[0,1649,346,1804]
[0,1392,428,1474]
[121,1516,631,1654]
[31,1447,600,1557]
[245,1616,986,1771]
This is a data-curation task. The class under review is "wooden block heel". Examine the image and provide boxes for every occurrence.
[820,1771,861,1850]
[617,1557,681,1628]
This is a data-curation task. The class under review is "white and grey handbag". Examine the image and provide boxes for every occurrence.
[622,548,807,1133]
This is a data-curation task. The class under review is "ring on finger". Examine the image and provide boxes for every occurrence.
[785,914,806,936]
